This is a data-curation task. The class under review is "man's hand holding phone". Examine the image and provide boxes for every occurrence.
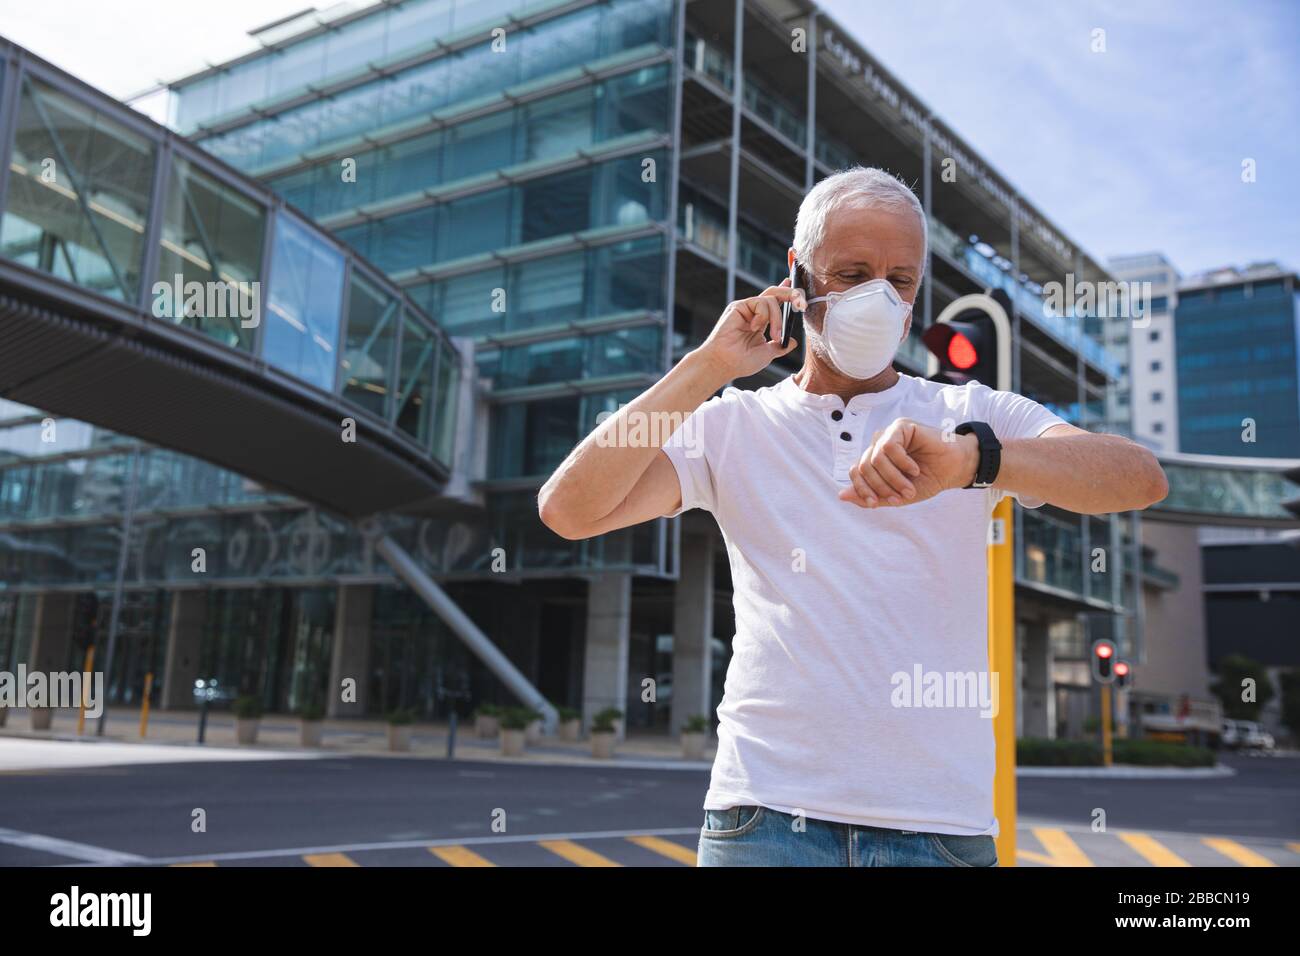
[694,281,804,381]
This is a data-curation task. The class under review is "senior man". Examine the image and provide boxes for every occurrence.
[538,166,1167,867]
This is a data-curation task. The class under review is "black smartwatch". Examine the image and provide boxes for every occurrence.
[955,421,1001,489]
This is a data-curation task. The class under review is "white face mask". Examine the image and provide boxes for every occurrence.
[807,278,912,380]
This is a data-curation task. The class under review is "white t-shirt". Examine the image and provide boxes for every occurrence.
[662,372,1066,836]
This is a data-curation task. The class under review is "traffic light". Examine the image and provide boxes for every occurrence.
[1091,639,1116,683]
[924,289,1012,390]
[1114,660,1132,689]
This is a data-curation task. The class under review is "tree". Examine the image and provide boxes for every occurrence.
[1210,654,1275,720]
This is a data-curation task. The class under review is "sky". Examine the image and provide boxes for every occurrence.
[1,0,1296,278]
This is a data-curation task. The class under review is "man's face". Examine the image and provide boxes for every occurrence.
[791,204,925,343]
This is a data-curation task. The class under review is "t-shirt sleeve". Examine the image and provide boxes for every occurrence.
[977,384,1070,510]
[660,392,728,516]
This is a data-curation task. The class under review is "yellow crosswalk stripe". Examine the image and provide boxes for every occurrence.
[303,852,359,867]
[1202,838,1277,867]
[538,839,622,867]
[1030,828,1094,867]
[429,845,496,867]
[1117,832,1191,867]
[1286,842,1300,855]
[626,834,696,865]
[1016,848,1059,866]
[170,861,216,867]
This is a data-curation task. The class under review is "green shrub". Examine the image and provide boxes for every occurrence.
[558,706,581,722]
[476,703,502,718]
[683,715,709,734]
[386,708,414,726]
[233,695,262,720]
[297,701,324,722]
[500,708,531,731]
[1017,737,1215,767]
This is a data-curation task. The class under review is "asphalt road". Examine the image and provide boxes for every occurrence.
[1,750,1296,866]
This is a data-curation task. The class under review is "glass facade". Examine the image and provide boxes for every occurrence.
[1,77,154,301]
[1175,277,1300,457]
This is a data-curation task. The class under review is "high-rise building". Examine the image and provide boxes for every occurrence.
[2,0,1150,738]
[1175,262,1300,459]
[1107,252,1180,451]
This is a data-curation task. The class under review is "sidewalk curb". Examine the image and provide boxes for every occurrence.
[1016,764,1235,779]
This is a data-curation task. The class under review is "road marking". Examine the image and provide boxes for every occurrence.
[303,852,359,867]
[1288,842,1300,855]
[170,861,217,867]
[1030,828,1094,867]
[539,839,621,867]
[1202,838,1277,867]
[429,846,495,867]
[0,827,146,865]
[1117,832,1191,867]
[1016,849,1059,866]
[124,826,700,867]
[626,834,696,865]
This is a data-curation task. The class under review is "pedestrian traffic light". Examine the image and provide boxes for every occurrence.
[1091,639,1116,683]
[1114,660,1131,689]
[924,289,1013,391]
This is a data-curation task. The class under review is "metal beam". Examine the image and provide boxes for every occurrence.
[372,532,558,732]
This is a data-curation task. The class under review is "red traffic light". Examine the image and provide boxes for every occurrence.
[1113,660,1129,676]
[947,332,978,369]
[1091,639,1116,683]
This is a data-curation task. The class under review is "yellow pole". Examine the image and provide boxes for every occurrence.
[139,672,154,738]
[77,645,95,735]
[987,497,1016,866]
[1101,683,1113,767]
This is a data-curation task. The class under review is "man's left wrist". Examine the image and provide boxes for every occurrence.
[958,432,981,488]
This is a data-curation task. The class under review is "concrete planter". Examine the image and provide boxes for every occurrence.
[300,720,323,748]
[475,715,500,738]
[525,719,542,744]
[500,728,526,756]
[591,730,616,759]
[681,731,707,760]
[0,706,9,727]
[235,717,259,745]
[559,718,581,741]
[387,725,412,752]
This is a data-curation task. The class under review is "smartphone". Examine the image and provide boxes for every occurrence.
[780,258,809,347]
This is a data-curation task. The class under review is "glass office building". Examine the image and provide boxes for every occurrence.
[1174,263,1300,459]
[1,0,1140,738]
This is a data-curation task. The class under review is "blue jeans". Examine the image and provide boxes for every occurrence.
[696,805,998,867]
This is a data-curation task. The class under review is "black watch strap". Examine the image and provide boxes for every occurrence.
[955,421,1001,489]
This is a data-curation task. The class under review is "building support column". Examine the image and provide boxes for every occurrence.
[160,590,207,710]
[329,584,373,718]
[671,529,714,735]
[583,572,631,737]
[1021,619,1055,739]
[26,592,75,730]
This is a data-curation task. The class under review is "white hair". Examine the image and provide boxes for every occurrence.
[793,166,928,279]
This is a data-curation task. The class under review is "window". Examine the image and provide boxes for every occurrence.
[341,275,398,419]
[1152,422,1165,434]
[264,215,345,391]
[1149,330,1160,342]
[1150,360,1162,372]
[156,156,266,351]
[1151,391,1163,403]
